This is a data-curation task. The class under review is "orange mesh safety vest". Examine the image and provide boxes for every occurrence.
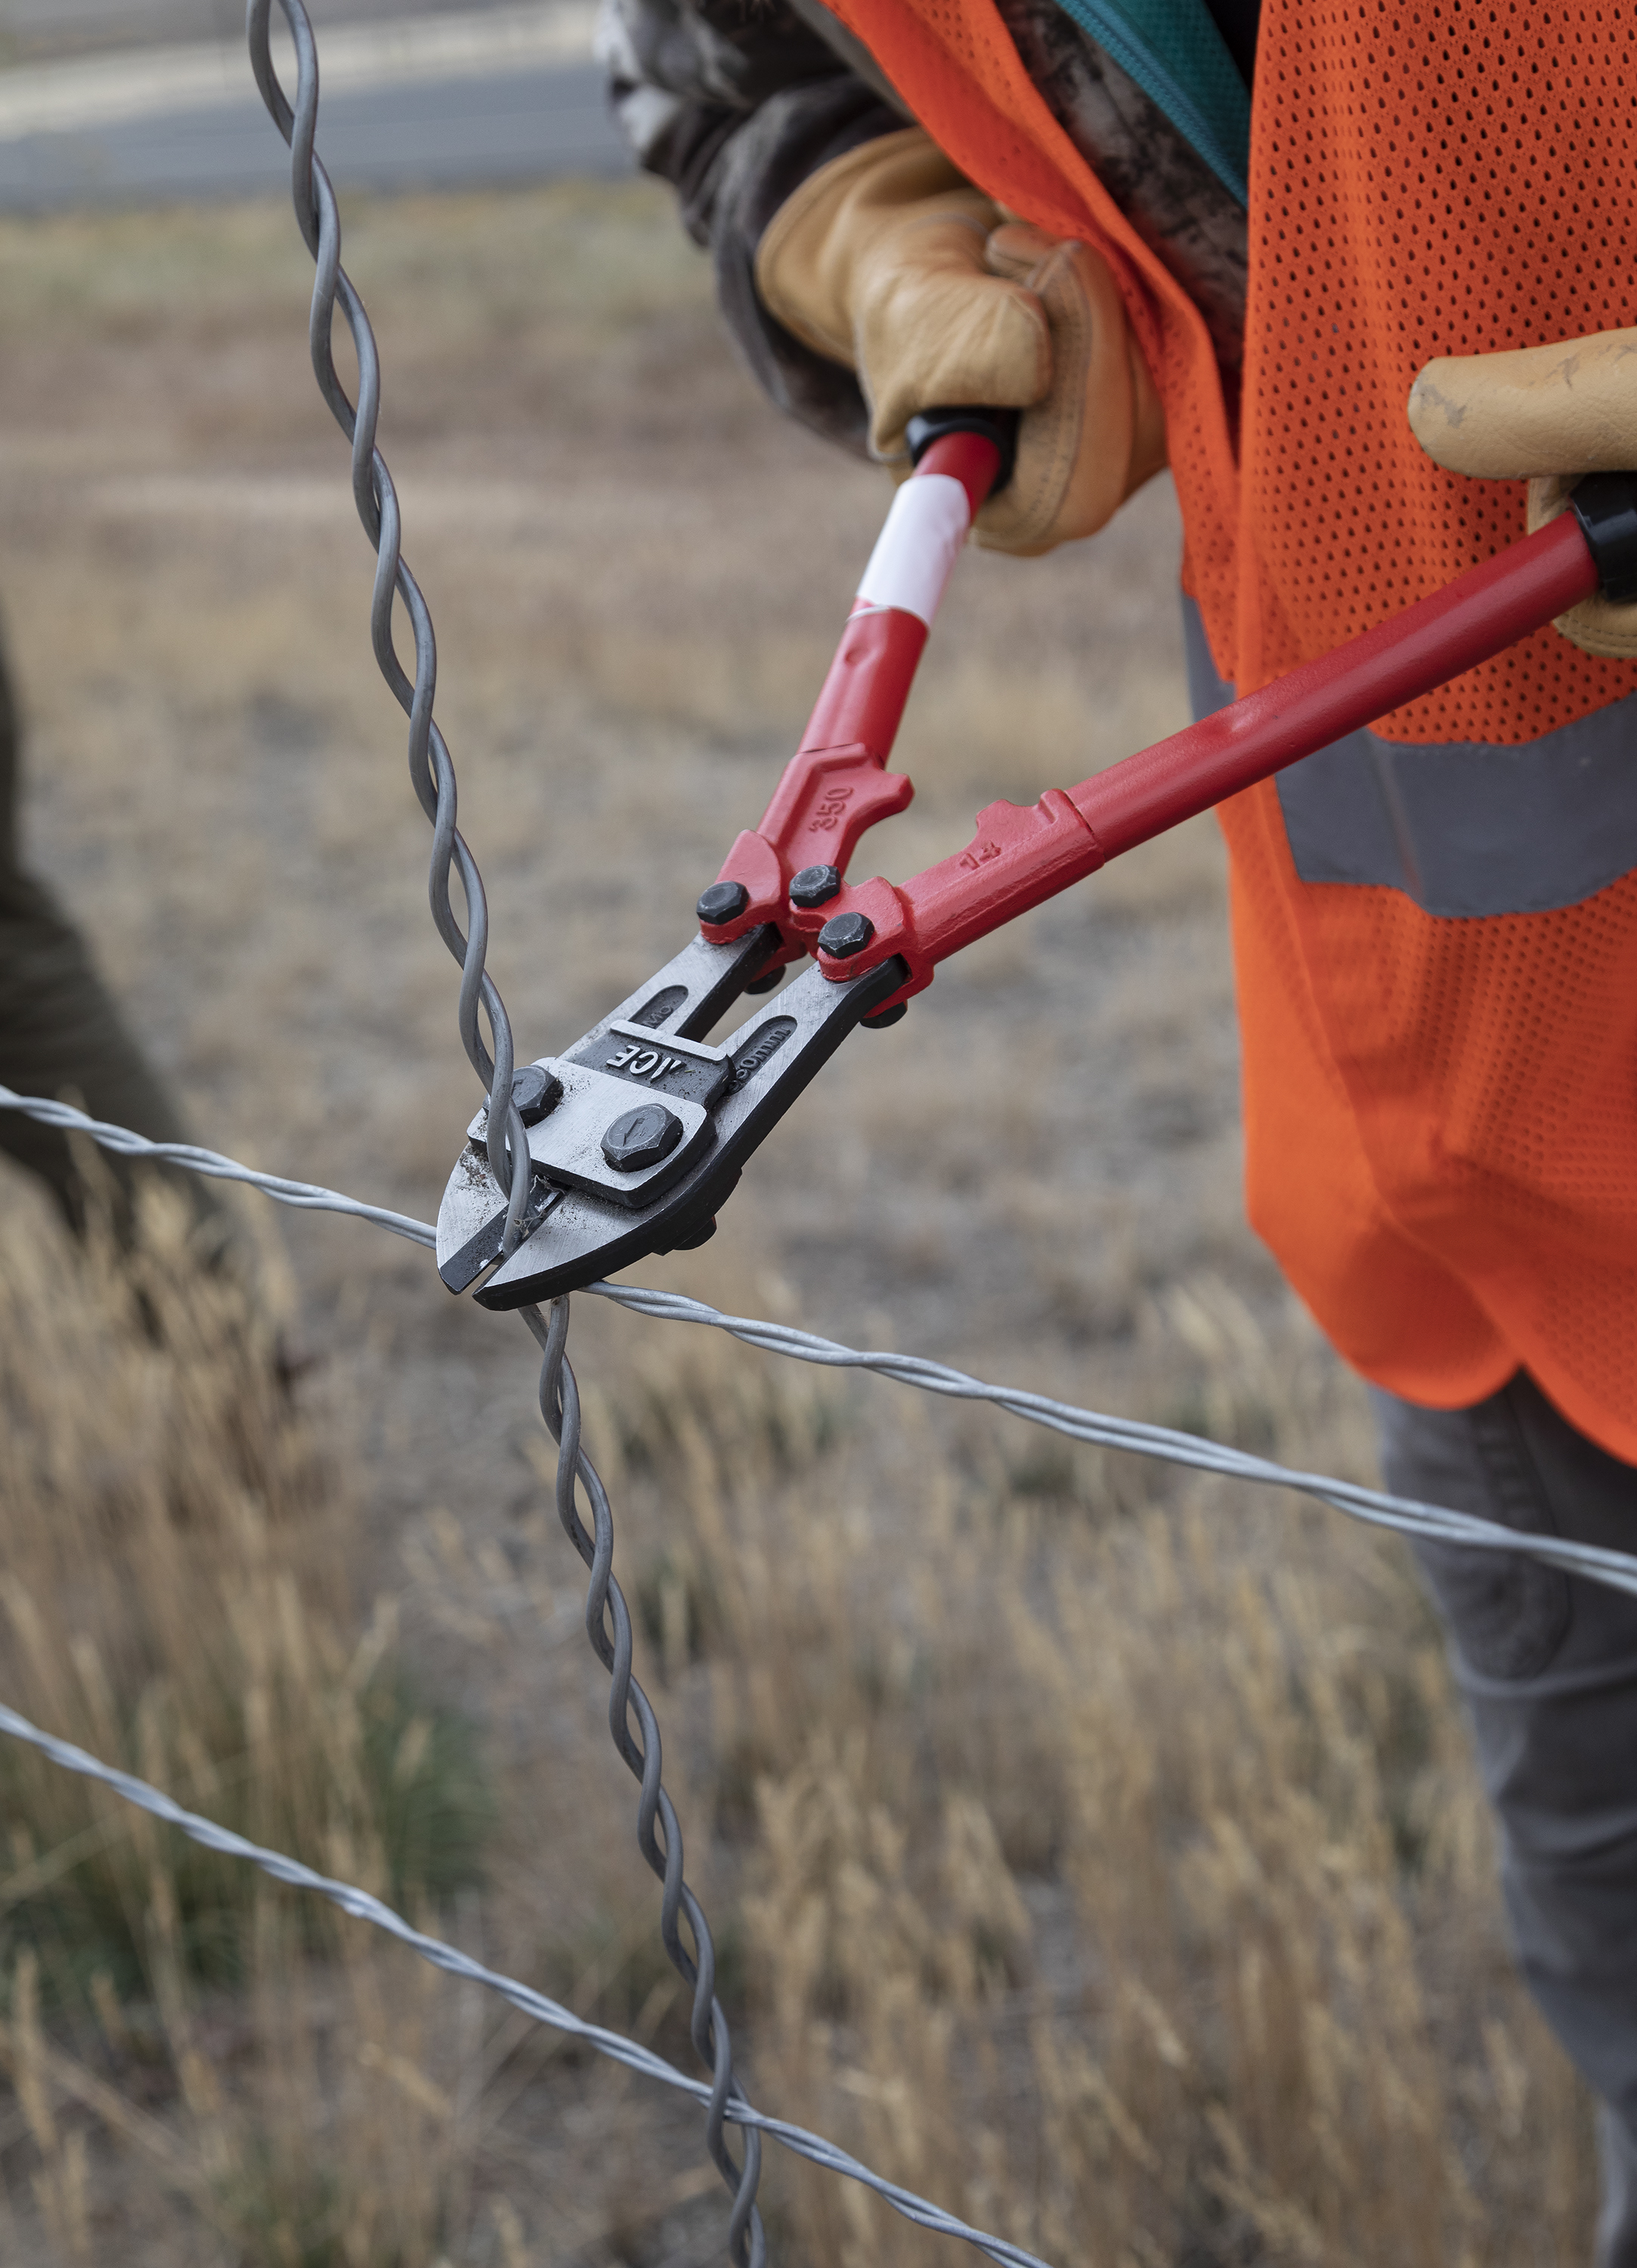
[825,0,1637,1458]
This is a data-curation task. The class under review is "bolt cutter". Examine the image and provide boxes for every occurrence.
[437,410,1637,1310]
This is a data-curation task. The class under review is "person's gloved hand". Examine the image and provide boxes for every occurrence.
[754,125,1165,557]
[1410,329,1637,658]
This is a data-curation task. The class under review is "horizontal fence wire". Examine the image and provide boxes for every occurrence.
[0,1699,1053,2268]
[595,1284,1637,1594]
[0,1084,435,1250]
[9,1083,1637,1602]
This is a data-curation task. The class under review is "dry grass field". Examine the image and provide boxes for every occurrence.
[0,179,1601,2261]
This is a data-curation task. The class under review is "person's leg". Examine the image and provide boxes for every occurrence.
[1372,1373,1637,2266]
[0,872,209,1228]
[0,622,227,1252]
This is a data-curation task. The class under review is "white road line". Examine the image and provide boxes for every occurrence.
[0,5,598,141]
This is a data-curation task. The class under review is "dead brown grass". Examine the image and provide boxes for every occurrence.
[0,1178,520,2264]
[586,1297,1596,2266]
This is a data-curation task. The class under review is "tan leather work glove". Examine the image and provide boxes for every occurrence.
[755,126,1166,557]
[1409,329,1637,658]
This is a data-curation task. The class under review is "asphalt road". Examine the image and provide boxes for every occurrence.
[0,67,628,206]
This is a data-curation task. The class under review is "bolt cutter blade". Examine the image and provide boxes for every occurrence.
[436,930,905,1307]
[436,928,775,1294]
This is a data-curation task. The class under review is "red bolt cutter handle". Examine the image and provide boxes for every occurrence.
[701,432,1632,1008]
[818,508,1601,999]
[441,451,1637,1308]
[701,414,1013,961]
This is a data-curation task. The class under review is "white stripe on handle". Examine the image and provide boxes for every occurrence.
[855,473,972,626]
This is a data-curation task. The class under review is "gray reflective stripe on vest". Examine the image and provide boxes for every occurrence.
[1182,597,1637,918]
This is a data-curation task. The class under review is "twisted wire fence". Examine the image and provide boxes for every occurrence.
[245,0,534,1261]
[244,0,782,2242]
[1,2,1625,2259]
[0,1696,1051,2268]
[12,1080,1637,2261]
[243,0,789,2237]
[12,1085,1637,1605]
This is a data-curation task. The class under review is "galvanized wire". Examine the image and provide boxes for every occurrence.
[0,1083,436,1250]
[521,1295,765,2263]
[244,0,531,1259]
[0,1697,1053,2268]
[586,1282,1637,1598]
[244,8,768,2245]
[10,1086,1637,1604]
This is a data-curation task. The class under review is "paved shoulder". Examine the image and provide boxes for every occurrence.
[0,4,631,208]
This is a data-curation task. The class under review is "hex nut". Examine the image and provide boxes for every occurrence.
[602,1102,685,1172]
[697,880,749,926]
[511,1064,562,1126]
[818,910,875,959]
[789,863,842,909]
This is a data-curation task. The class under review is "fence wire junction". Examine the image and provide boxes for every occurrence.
[11,1082,1637,1604]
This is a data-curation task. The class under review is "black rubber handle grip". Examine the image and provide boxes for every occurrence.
[905,406,1020,495]
[1570,472,1637,604]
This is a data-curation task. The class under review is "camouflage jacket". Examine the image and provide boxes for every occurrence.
[594,0,1249,454]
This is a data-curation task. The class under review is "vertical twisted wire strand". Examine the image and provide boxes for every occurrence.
[246,0,531,1254]
[525,1298,767,2266]
[247,8,766,2245]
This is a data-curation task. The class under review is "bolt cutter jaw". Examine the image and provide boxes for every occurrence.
[436,930,905,1308]
[436,926,775,1296]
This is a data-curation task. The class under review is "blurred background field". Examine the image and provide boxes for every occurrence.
[0,153,1601,2267]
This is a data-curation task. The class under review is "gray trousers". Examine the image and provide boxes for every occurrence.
[1375,1374,1637,2265]
[0,622,212,1241]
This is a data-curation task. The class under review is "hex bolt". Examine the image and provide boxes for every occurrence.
[602,1102,684,1172]
[511,1064,562,1126]
[818,910,875,959]
[861,1000,908,1030]
[697,880,748,926]
[789,863,842,909]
